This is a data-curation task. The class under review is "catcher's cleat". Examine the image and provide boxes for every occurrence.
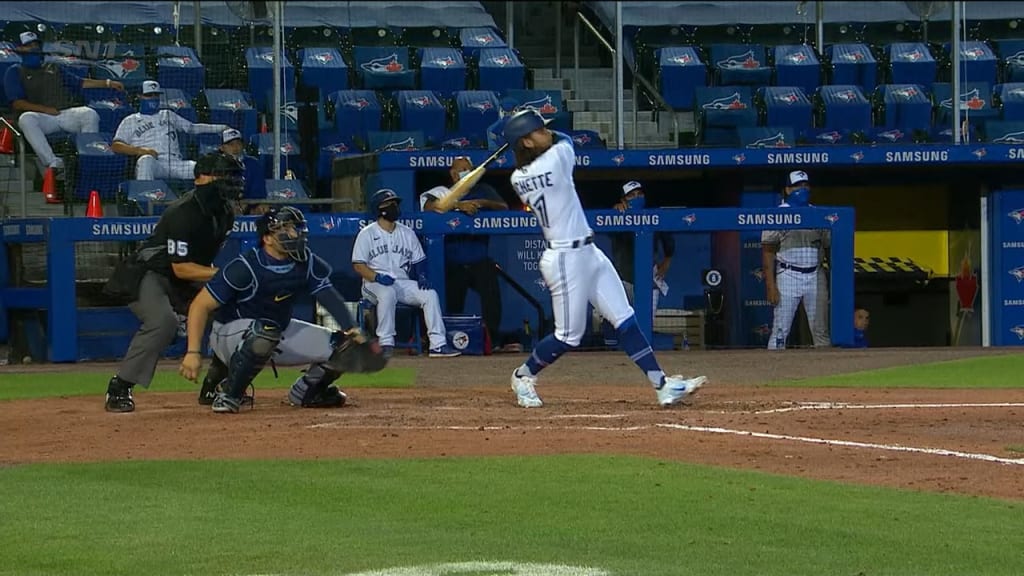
[105,376,136,413]
[211,392,241,414]
[657,375,706,407]
[290,385,347,408]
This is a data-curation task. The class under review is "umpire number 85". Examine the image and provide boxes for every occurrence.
[167,240,189,257]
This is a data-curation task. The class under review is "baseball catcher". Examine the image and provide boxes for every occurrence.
[178,206,387,413]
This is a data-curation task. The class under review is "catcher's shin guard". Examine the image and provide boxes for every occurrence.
[224,319,281,405]
[198,355,228,406]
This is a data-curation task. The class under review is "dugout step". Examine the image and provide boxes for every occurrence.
[854,256,931,282]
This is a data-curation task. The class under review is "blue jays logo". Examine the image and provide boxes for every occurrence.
[312,52,334,64]
[892,86,919,99]
[899,49,926,62]
[850,151,864,162]
[407,95,432,108]
[360,53,404,73]
[219,100,247,111]
[89,99,122,110]
[280,102,299,123]
[1011,325,1024,340]
[431,56,457,68]
[96,58,140,78]
[446,217,461,228]
[344,97,371,110]
[0,47,14,58]
[279,142,295,154]
[469,100,493,113]
[140,189,166,200]
[495,155,508,166]
[163,56,191,66]
[519,94,557,114]
[86,141,111,153]
[320,218,336,231]
[489,54,513,66]
[534,277,549,292]
[258,52,276,63]
[442,137,470,149]
[271,188,297,199]
[473,34,495,44]
[669,54,692,65]
[817,131,842,144]
[1009,87,1024,98]
[774,91,801,104]
[716,50,761,70]
[746,132,790,149]
[750,267,765,282]
[785,51,808,64]
[941,88,986,110]
[961,46,987,60]
[993,130,1024,145]
[1007,208,1024,223]
[839,50,865,62]
[324,142,349,154]
[165,98,187,109]
[381,137,418,151]
[972,148,987,159]
[612,154,625,165]
[1006,50,1024,66]
[702,92,747,110]
[825,213,840,224]
[1009,266,1024,282]
[732,153,746,164]
[682,213,697,225]
[877,129,905,142]
[752,324,772,338]
[572,133,591,146]
[833,89,860,102]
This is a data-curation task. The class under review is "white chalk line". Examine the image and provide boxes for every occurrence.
[753,401,1024,414]
[307,420,1024,466]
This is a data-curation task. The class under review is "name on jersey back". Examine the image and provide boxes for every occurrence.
[511,171,554,195]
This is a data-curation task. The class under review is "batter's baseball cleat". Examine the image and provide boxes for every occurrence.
[511,369,543,408]
[428,345,461,358]
[104,376,135,413]
[657,375,707,407]
[211,392,242,414]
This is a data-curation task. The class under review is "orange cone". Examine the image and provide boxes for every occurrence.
[0,126,13,154]
[86,190,103,218]
[42,168,60,204]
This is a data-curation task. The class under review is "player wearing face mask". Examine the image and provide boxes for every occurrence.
[351,189,461,358]
[112,80,230,180]
[2,31,124,179]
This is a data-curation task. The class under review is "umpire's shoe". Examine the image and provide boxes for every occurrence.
[105,376,136,413]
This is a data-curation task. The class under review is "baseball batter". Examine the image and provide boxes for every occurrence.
[352,189,461,358]
[112,80,229,181]
[762,170,831,350]
[502,109,706,408]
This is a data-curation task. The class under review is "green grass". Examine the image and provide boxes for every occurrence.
[772,354,1024,388]
[0,456,1020,576]
[0,367,415,401]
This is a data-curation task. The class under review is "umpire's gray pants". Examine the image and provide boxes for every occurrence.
[117,271,180,387]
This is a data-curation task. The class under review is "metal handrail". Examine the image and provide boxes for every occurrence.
[0,115,28,218]
[574,12,620,148]
[573,11,680,149]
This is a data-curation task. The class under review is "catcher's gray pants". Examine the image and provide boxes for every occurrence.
[210,318,335,388]
[117,271,180,388]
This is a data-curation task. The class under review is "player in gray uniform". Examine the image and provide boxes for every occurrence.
[762,170,831,350]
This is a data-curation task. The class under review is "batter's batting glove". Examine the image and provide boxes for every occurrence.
[374,273,395,286]
[417,273,431,290]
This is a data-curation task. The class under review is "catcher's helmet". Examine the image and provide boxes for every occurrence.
[502,108,552,146]
[257,205,309,261]
[369,188,401,215]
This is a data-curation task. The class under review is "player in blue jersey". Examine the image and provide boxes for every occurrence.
[502,108,707,408]
[178,206,368,413]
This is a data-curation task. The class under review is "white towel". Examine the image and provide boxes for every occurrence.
[653,266,669,297]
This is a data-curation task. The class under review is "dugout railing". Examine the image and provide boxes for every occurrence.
[0,207,854,362]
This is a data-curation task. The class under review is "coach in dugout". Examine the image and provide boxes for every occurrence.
[102,152,244,413]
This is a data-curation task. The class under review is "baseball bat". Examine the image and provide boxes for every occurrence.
[434,142,511,213]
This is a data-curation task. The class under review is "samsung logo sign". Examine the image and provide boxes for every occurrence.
[737,213,803,226]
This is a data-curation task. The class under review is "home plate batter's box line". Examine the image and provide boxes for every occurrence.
[751,402,1024,414]
[307,421,1024,466]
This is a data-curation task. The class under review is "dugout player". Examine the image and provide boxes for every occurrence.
[762,170,831,350]
[501,109,707,408]
[104,152,244,413]
[179,206,367,413]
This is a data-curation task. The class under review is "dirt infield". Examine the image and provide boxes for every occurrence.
[2,347,1022,500]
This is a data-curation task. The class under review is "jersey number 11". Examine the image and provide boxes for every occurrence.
[533,196,550,228]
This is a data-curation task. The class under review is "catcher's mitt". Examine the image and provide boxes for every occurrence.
[324,329,389,374]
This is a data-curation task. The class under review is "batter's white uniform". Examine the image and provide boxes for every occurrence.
[352,221,449,350]
[113,110,227,180]
[762,202,831,350]
[510,135,635,346]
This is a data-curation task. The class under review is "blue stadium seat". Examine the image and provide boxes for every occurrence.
[878,84,931,135]
[816,85,871,133]
[506,89,571,132]
[708,43,772,87]
[44,42,89,77]
[328,89,383,147]
[317,132,357,180]
[297,48,349,104]
[352,46,416,91]
[694,86,757,146]
[459,27,507,62]
[931,123,978,144]
[985,120,1024,144]
[655,46,706,110]
[454,90,500,144]
[160,88,197,123]
[74,133,127,201]
[265,179,311,202]
[476,48,526,96]
[994,40,1024,82]
[759,86,812,136]
[738,126,796,148]
[91,43,148,92]
[396,90,447,146]
[806,128,856,146]
[932,82,999,130]
[995,83,1024,121]
[826,43,878,95]
[418,47,467,98]
[83,88,131,134]
[0,41,18,106]
[202,89,258,140]
[251,132,302,180]
[246,47,296,113]
[120,179,177,216]
[156,45,205,100]
[886,42,937,87]
[368,130,425,152]
[943,41,997,86]
[438,134,482,150]
[773,45,821,96]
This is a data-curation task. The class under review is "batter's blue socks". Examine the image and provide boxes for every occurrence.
[518,334,573,377]
[616,316,666,388]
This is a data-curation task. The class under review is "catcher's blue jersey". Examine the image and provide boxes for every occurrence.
[206,246,333,328]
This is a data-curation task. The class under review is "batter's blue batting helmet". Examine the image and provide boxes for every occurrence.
[502,109,552,146]
[369,188,401,214]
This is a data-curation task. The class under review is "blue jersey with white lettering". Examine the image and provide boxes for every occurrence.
[509,133,592,244]
[206,246,333,328]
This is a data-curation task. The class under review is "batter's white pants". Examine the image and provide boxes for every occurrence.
[768,268,819,350]
[209,318,334,367]
[135,155,196,180]
[362,279,448,350]
[18,107,100,168]
[542,243,635,347]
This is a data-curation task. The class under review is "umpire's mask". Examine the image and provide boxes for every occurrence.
[258,206,309,261]
[195,153,245,210]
